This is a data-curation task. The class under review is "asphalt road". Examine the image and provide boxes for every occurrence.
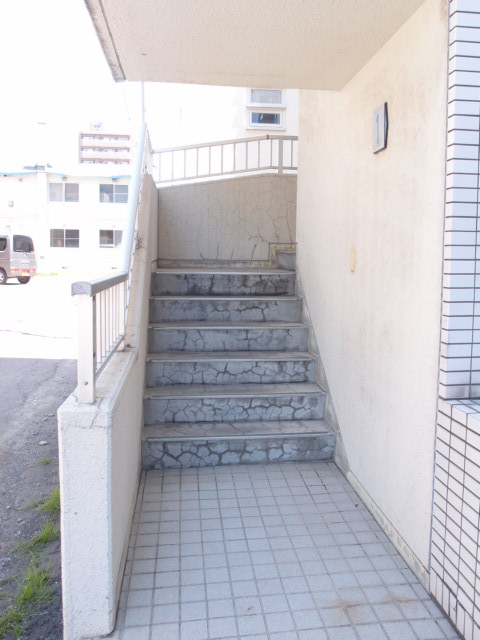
[0,276,78,639]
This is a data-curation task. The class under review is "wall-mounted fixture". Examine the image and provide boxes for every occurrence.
[373,103,388,154]
[350,249,356,273]
[8,201,14,207]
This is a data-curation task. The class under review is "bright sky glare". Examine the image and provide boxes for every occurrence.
[0,0,254,171]
[0,0,142,169]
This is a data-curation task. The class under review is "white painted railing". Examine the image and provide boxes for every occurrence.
[72,123,150,403]
[153,134,298,185]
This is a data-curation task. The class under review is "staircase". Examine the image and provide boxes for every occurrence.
[141,252,335,468]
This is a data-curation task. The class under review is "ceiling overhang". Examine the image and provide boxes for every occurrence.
[85,0,425,90]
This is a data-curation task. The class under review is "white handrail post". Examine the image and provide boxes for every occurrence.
[77,293,96,404]
[278,138,284,175]
[119,279,126,351]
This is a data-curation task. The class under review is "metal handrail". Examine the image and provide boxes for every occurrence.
[72,124,150,403]
[153,134,298,185]
[71,272,127,297]
[155,134,298,153]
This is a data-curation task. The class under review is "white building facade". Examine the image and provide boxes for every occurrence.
[0,168,130,277]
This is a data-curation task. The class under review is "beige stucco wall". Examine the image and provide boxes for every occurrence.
[58,175,158,640]
[296,0,447,571]
[158,174,296,263]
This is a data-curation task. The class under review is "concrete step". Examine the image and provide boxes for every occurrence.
[148,322,308,352]
[146,351,316,386]
[149,295,302,323]
[275,250,296,271]
[151,268,295,296]
[142,420,335,468]
[144,382,325,425]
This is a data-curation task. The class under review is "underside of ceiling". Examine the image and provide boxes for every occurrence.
[85,0,426,90]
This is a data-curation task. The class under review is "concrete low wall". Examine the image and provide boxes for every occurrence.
[58,175,158,640]
[157,174,296,264]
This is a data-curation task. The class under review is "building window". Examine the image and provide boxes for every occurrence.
[50,229,80,248]
[251,112,281,126]
[247,89,285,130]
[99,230,123,248]
[250,89,282,105]
[49,183,79,202]
[99,184,129,203]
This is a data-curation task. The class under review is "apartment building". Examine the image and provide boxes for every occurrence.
[79,123,132,165]
[0,166,129,276]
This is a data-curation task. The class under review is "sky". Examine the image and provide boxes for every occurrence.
[0,0,142,169]
[0,0,250,171]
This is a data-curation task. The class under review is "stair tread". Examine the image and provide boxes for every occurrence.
[146,351,315,362]
[143,420,333,441]
[154,268,294,275]
[145,382,324,399]
[150,295,301,300]
[149,321,306,329]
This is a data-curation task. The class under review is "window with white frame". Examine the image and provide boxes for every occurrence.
[50,229,79,248]
[99,183,128,203]
[49,182,79,202]
[247,89,285,130]
[99,229,123,248]
[250,89,282,105]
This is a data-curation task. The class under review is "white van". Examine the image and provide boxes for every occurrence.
[0,234,37,284]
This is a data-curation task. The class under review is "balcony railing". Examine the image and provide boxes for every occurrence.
[72,122,150,403]
[153,134,298,185]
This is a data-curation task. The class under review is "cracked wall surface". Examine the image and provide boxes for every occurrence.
[157,174,296,263]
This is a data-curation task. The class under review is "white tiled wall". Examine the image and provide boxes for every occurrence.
[442,0,480,401]
[431,3,480,639]
[431,399,480,640]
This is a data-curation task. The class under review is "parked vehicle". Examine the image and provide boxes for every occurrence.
[0,234,37,284]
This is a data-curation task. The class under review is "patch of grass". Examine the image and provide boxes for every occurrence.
[37,486,60,517]
[0,557,54,639]
[39,457,52,466]
[14,521,59,555]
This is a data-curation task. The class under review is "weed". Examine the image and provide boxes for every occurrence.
[0,557,54,639]
[39,457,52,466]
[14,521,59,555]
[37,486,60,517]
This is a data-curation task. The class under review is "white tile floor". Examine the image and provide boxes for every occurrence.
[111,462,459,640]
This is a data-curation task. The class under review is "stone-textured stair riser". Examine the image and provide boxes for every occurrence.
[144,392,325,425]
[151,272,295,296]
[146,357,316,387]
[149,297,302,323]
[149,325,308,352]
[142,434,335,469]
[276,251,296,271]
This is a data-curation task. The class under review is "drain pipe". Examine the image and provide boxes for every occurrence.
[120,119,147,274]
